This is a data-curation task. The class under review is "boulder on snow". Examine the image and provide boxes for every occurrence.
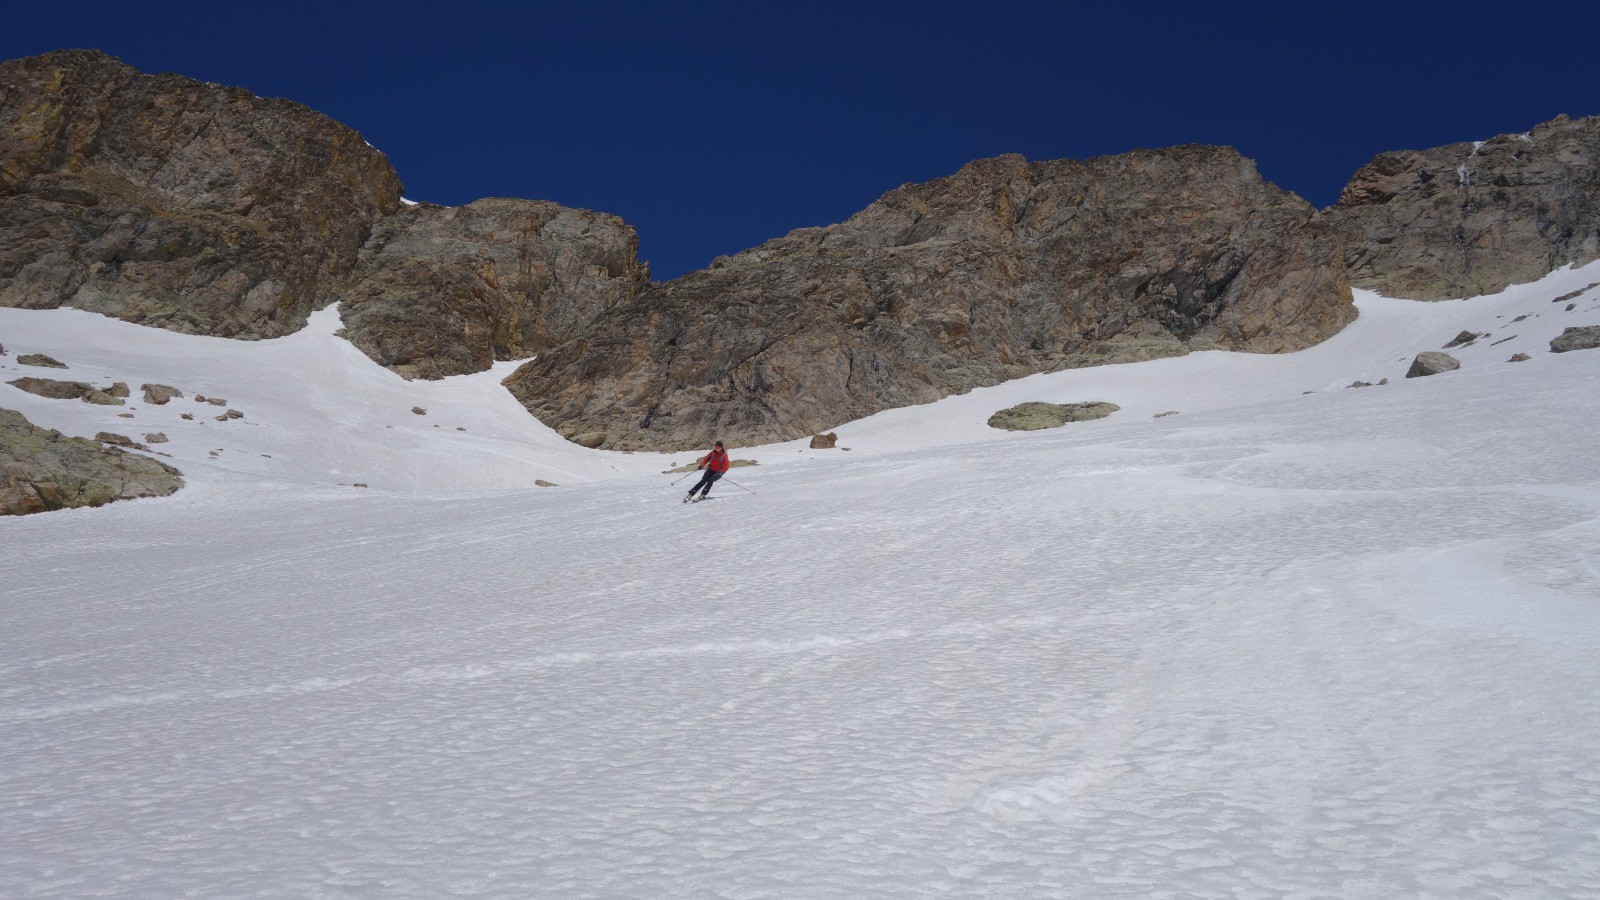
[412,406,427,415]
[1442,330,1480,349]
[95,431,147,450]
[1549,325,1600,353]
[142,383,183,404]
[144,432,168,444]
[107,381,129,398]
[988,401,1119,431]
[1509,352,1531,362]
[8,376,93,400]
[1405,351,1461,378]
[810,432,838,449]
[82,389,125,406]
[17,353,67,369]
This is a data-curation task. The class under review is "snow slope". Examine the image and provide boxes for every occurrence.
[3,264,1599,897]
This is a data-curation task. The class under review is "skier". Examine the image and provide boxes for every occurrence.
[684,440,730,502]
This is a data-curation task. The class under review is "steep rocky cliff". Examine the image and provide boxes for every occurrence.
[5,49,1596,458]
[337,198,648,379]
[1324,115,1600,300]
[504,148,1354,451]
[0,49,402,337]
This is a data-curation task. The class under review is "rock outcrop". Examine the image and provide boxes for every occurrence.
[0,50,402,337]
[1406,351,1461,377]
[1325,115,1600,300]
[337,199,648,378]
[988,401,1120,431]
[506,148,1354,450]
[1550,325,1600,353]
[1,406,182,514]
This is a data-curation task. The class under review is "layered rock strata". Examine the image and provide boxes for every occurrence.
[0,49,402,337]
[506,149,1354,450]
[1325,115,1600,300]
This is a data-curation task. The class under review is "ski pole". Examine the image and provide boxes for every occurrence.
[671,468,701,486]
[720,477,755,495]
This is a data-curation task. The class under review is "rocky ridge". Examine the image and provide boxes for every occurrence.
[2,49,1597,454]
[506,148,1354,450]
[0,50,402,338]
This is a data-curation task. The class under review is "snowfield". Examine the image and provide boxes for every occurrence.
[3,263,1600,898]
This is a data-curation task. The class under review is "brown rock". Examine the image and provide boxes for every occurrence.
[506,148,1354,451]
[0,50,402,339]
[144,432,168,443]
[337,198,648,378]
[412,406,427,415]
[17,353,67,368]
[7,376,92,399]
[1509,352,1531,362]
[809,432,839,449]
[141,383,183,404]
[94,431,145,450]
[82,390,124,406]
[1325,115,1600,300]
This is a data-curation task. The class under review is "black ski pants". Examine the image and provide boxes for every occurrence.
[689,469,723,498]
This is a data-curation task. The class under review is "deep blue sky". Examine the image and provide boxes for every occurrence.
[7,1,1597,279]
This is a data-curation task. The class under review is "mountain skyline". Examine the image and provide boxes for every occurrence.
[7,1,1599,279]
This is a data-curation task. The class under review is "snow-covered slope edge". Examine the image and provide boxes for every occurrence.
[3,261,1598,501]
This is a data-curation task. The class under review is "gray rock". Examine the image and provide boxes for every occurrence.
[534,479,557,488]
[17,353,67,368]
[988,401,1120,431]
[1442,330,1480,348]
[141,383,183,404]
[7,376,93,400]
[0,50,402,339]
[1406,351,1462,377]
[1509,352,1531,362]
[206,398,227,406]
[107,381,129,398]
[1324,115,1600,300]
[224,409,243,419]
[1154,410,1179,418]
[1550,325,1600,353]
[1,407,182,515]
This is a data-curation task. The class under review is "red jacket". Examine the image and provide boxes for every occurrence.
[700,447,730,473]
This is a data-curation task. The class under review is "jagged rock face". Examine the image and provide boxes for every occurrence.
[0,406,183,514]
[1325,115,1600,300]
[0,50,402,338]
[505,148,1354,451]
[337,198,647,379]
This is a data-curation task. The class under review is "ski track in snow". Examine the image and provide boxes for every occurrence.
[2,264,1600,897]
